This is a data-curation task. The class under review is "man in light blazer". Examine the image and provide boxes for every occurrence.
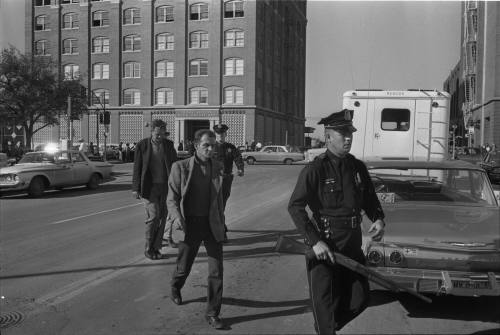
[132,119,177,260]
[167,129,227,330]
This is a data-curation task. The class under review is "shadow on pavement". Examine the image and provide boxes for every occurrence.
[368,290,500,323]
[181,296,311,327]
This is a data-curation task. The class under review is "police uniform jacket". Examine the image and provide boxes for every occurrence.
[214,142,244,175]
[132,137,177,199]
[288,149,384,252]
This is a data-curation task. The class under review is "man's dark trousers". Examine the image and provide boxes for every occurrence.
[171,216,223,317]
[221,174,234,210]
[306,242,369,334]
[143,183,167,252]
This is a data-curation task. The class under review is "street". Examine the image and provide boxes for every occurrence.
[1,163,499,334]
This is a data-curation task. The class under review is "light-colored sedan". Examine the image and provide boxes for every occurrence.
[242,145,304,165]
[362,159,500,297]
[0,150,113,197]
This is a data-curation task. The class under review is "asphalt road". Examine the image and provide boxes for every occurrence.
[1,162,499,334]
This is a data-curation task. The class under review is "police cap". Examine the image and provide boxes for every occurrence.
[318,109,357,132]
[213,124,229,134]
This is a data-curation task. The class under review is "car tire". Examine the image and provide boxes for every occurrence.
[87,173,101,190]
[246,157,255,165]
[28,176,46,197]
[284,158,293,165]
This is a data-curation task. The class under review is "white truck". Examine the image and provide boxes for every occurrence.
[305,89,451,161]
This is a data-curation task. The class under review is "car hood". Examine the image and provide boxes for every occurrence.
[0,163,57,173]
[382,204,500,251]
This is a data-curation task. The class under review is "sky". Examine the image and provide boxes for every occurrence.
[0,0,462,139]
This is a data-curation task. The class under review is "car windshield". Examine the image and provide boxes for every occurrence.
[18,152,55,163]
[369,167,498,206]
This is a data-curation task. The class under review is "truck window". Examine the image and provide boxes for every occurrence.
[381,108,410,131]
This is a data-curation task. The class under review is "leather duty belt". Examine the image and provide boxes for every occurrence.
[319,215,362,230]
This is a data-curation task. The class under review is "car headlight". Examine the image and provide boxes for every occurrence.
[0,174,20,184]
[367,249,383,265]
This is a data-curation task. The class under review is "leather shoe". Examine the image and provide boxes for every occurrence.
[144,249,158,260]
[171,287,182,305]
[205,316,226,330]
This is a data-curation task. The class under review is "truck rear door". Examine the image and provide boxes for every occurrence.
[367,99,415,159]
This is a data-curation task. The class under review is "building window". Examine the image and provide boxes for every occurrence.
[155,33,174,50]
[155,88,174,105]
[35,15,49,31]
[35,40,50,55]
[123,8,141,25]
[189,87,208,104]
[62,13,79,29]
[63,64,79,80]
[224,86,243,104]
[155,60,174,78]
[123,34,141,51]
[62,38,78,55]
[189,59,208,76]
[190,3,208,20]
[123,62,141,78]
[224,58,243,75]
[61,0,79,4]
[156,5,174,22]
[35,0,51,6]
[92,89,109,106]
[92,11,109,27]
[189,31,208,49]
[224,29,244,47]
[123,89,141,105]
[224,0,244,18]
[92,37,109,53]
[92,63,109,80]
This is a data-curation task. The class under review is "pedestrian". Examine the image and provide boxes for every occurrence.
[213,124,244,240]
[89,142,95,156]
[255,142,262,151]
[125,143,131,162]
[250,140,256,151]
[167,129,227,330]
[118,142,124,162]
[288,109,386,335]
[78,139,88,153]
[132,119,178,260]
[177,140,184,151]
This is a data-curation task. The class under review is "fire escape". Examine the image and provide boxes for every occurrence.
[462,1,478,138]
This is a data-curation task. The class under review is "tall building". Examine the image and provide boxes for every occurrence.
[444,1,500,150]
[25,0,307,150]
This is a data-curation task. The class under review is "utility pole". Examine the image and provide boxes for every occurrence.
[452,124,457,159]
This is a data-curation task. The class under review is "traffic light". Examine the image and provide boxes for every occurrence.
[99,111,110,124]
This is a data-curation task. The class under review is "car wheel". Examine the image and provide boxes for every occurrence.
[28,176,46,197]
[247,157,255,165]
[87,173,101,190]
[284,158,293,165]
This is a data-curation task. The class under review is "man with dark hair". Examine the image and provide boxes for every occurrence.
[288,109,386,334]
[132,119,178,260]
[167,129,227,330]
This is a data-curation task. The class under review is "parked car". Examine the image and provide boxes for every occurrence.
[305,147,327,162]
[362,159,500,297]
[241,145,304,165]
[477,152,500,185]
[0,150,113,197]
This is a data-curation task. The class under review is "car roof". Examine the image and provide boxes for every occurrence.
[364,158,482,171]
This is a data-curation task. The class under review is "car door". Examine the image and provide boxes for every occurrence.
[275,146,287,162]
[261,146,277,162]
[52,151,74,186]
[71,151,93,184]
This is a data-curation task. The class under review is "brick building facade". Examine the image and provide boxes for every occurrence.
[25,0,307,149]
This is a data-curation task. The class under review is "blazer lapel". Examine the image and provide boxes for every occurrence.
[182,156,195,197]
[143,139,152,169]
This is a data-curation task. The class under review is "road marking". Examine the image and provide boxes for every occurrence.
[47,203,142,225]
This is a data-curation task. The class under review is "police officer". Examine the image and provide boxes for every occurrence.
[288,109,386,335]
[213,124,244,241]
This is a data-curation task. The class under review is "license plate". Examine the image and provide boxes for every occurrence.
[452,280,490,290]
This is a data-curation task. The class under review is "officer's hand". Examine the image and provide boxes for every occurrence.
[237,170,244,177]
[132,191,140,199]
[312,241,335,264]
[368,219,386,242]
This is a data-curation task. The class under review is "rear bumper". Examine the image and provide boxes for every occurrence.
[369,267,500,297]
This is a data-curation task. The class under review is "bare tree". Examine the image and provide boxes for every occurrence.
[0,47,87,148]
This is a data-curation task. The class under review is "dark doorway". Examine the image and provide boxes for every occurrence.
[185,120,210,141]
